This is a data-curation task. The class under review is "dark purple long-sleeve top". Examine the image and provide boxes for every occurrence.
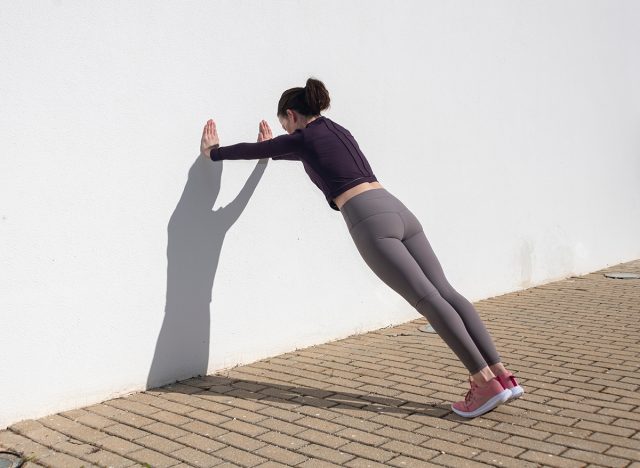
[209,115,378,211]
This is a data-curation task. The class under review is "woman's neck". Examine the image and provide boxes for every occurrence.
[305,115,321,127]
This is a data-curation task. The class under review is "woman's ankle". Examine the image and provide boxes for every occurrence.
[470,366,496,385]
[489,362,508,376]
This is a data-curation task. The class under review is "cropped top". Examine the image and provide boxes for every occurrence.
[209,115,378,211]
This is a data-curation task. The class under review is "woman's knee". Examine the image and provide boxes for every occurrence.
[413,288,442,309]
[414,283,464,311]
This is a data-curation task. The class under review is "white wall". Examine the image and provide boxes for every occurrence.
[1,0,639,428]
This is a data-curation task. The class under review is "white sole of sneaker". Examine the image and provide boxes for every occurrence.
[451,389,512,418]
[508,385,524,400]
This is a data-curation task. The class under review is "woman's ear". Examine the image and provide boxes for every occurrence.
[287,108,296,124]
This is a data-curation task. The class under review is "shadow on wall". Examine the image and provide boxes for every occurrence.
[146,155,269,390]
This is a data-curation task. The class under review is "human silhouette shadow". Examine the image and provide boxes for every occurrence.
[148,373,457,419]
[146,155,269,390]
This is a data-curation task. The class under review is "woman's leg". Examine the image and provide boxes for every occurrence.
[348,211,490,375]
[399,208,503,372]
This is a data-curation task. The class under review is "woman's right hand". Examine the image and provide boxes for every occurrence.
[201,119,220,159]
[257,120,273,142]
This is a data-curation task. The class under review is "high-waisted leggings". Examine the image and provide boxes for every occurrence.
[340,187,501,374]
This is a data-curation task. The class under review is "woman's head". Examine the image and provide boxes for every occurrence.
[277,77,331,134]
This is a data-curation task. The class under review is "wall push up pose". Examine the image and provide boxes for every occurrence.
[199,77,524,418]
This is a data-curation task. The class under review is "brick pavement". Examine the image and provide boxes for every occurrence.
[2,259,639,467]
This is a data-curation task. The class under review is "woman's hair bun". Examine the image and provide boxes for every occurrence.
[304,77,330,115]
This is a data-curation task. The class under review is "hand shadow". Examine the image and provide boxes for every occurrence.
[146,155,268,389]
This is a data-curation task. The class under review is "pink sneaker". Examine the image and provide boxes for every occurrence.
[495,371,525,400]
[451,376,511,418]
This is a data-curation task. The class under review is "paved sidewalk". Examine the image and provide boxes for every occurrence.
[2,260,640,468]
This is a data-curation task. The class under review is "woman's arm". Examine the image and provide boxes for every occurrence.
[210,131,304,161]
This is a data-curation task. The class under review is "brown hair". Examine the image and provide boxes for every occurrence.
[277,77,331,118]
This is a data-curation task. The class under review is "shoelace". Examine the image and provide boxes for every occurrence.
[464,376,478,403]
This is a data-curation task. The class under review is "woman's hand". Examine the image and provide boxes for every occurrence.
[200,119,220,159]
[257,120,273,142]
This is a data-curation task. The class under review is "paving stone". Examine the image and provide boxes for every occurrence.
[50,439,98,457]
[428,453,490,467]
[133,432,185,453]
[255,416,307,435]
[34,451,93,468]
[256,430,309,450]
[338,441,396,463]
[372,425,430,445]
[254,443,308,465]
[211,445,268,467]
[101,423,151,441]
[253,462,290,468]
[334,427,388,445]
[219,417,270,437]
[561,448,631,467]
[179,420,228,439]
[58,409,115,430]
[214,430,268,452]
[94,434,144,454]
[343,457,392,468]
[519,449,592,467]
[546,434,610,453]
[16,427,69,446]
[127,447,180,467]
[604,445,640,463]
[379,439,439,461]
[296,428,350,449]
[296,443,355,465]
[174,432,226,453]
[421,438,483,459]
[297,459,343,468]
[386,454,442,467]
[171,446,224,467]
[141,421,190,440]
[0,429,57,459]
[473,450,539,467]
[462,436,526,457]
[7,420,47,435]
[83,449,136,467]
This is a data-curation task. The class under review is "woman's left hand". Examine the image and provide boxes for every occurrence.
[257,120,272,142]
[200,119,220,159]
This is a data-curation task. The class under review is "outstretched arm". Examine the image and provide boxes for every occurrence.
[201,118,303,161]
[210,132,303,161]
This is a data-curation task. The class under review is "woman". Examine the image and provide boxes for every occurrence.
[199,77,524,418]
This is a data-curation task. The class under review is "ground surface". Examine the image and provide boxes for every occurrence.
[2,259,639,467]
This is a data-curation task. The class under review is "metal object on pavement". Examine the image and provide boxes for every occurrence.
[604,272,640,279]
[0,451,24,468]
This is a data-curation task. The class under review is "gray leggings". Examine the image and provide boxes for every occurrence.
[340,188,501,374]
